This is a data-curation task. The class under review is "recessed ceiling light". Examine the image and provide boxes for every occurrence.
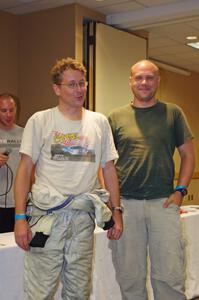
[186,42,199,50]
[186,36,197,40]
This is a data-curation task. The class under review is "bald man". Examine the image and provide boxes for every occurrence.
[0,93,23,233]
[108,60,195,300]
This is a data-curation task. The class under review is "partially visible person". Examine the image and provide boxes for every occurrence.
[109,60,195,300]
[14,57,123,300]
[0,93,23,233]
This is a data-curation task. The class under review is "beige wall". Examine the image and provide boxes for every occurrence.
[18,5,76,124]
[18,4,105,125]
[0,4,105,125]
[157,69,199,172]
[0,11,18,95]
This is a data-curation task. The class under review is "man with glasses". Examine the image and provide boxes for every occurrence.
[0,93,23,233]
[108,60,195,300]
[14,57,123,300]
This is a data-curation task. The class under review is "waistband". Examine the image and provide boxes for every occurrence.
[27,189,113,230]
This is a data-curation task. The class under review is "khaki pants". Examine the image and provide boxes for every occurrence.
[110,198,186,300]
[24,209,95,300]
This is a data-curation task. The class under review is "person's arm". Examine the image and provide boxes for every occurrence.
[102,160,123,240]
[163,139,195,208]
[14,153,34,250]
[98,167,105,189]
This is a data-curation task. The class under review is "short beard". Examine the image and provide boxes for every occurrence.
[134,90,156,102]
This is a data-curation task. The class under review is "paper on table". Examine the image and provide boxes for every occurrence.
[181,205,199,212]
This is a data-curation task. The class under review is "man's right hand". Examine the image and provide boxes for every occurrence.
[107,210,123,240]
[14,219,32,251]
[0,153,9,167]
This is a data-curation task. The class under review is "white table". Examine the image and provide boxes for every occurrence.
[181,206,199,299]
[0,228,119,300]
[0,232,24,300]
[0,208,199,300]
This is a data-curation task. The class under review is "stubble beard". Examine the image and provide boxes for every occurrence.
[134,89,156,103]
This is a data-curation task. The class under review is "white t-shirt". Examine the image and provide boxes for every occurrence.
[20,107,118,209]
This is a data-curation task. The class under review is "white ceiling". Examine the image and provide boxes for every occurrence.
[1,0,199,74]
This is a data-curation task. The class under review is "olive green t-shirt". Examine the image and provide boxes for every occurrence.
[108,101,193,199]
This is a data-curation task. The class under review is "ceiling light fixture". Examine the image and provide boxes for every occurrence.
[186,36,197,40]
[186,42,199,50]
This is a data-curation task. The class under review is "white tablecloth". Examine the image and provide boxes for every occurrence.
[0,207,199,300]
[181,207,199,299]
[0,228,119,300]
[0,232,24,300]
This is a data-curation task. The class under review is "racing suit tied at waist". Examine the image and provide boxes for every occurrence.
[27,189,114,230]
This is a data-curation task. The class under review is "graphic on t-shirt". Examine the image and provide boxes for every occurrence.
[51,131,95,162]
[0,138,22,153]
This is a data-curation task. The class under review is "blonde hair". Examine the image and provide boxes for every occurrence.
[51,57,87,84]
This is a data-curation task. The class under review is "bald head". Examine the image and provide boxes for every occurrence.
[129,60,160,107]
[130,60,159,77]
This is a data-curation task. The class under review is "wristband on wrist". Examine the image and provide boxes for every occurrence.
[175,185,186,190]
[174,185,188,197]
[15,214,26,220]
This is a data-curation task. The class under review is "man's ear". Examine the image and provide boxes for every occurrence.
[52,84,61,96]
[129,76,132,87]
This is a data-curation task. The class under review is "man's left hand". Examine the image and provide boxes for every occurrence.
[163,192,183,208]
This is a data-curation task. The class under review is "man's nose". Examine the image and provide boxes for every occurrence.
[6,111,13,117]
[141,78,147,84]
[75,84,82,91]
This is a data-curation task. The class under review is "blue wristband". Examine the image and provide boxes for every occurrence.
[15,214,26,220]
[175,185,186,191]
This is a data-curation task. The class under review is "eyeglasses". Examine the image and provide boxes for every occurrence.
[58,80,88,89]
